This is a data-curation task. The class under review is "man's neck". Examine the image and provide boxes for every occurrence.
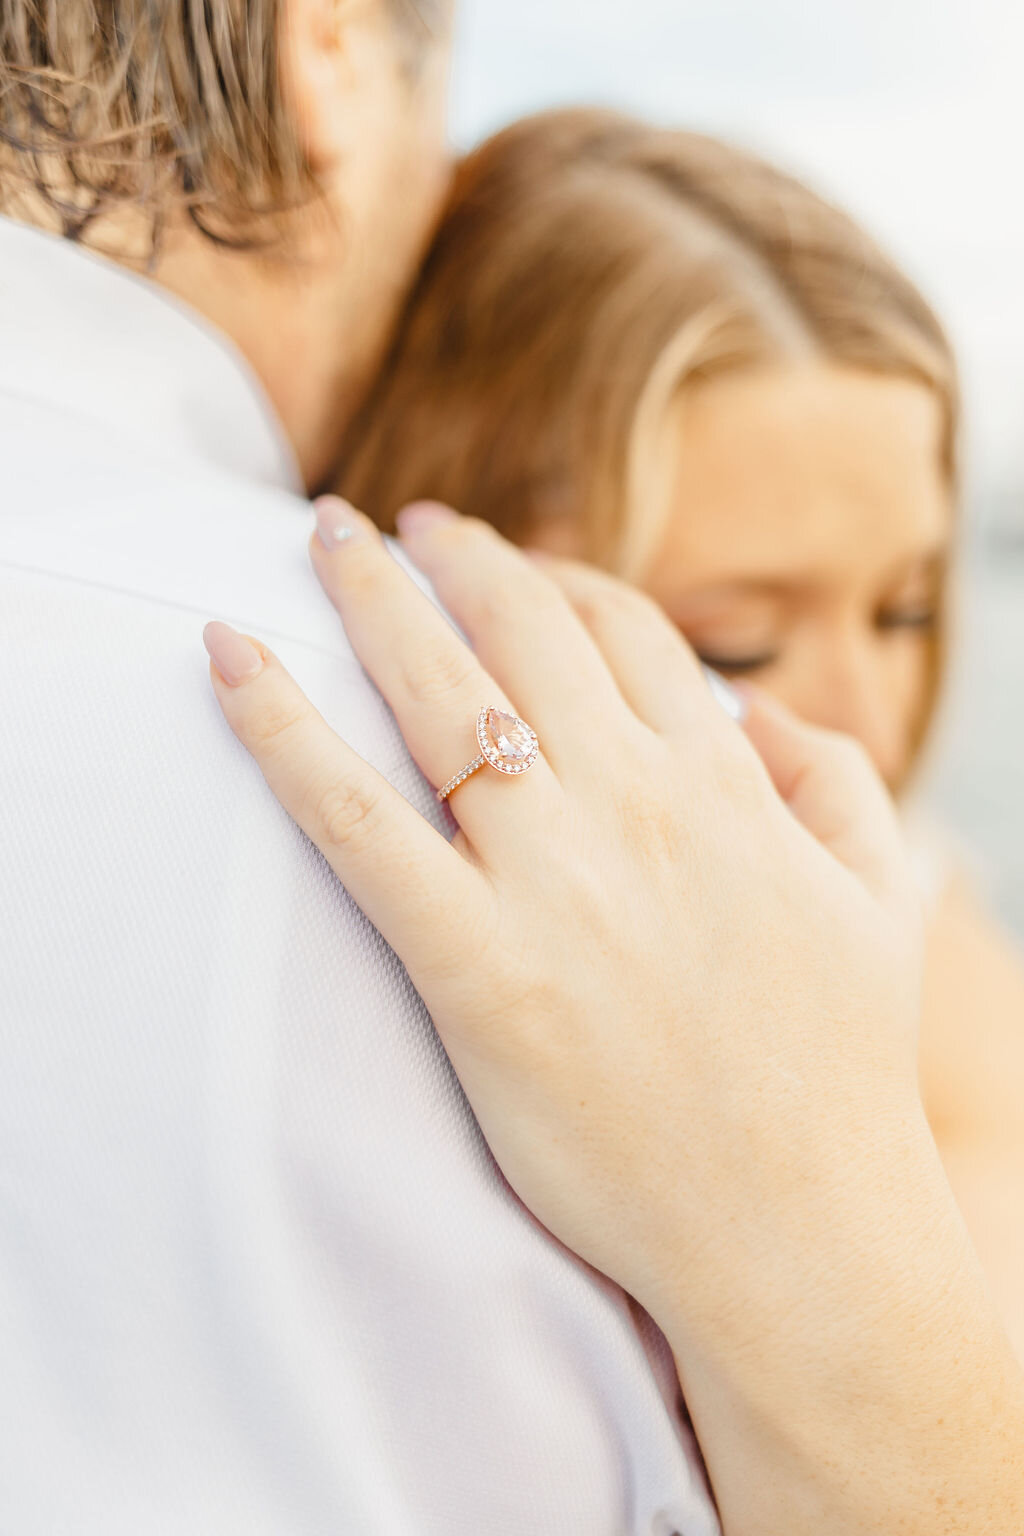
[151,219,387,495]
[3,194,390,496]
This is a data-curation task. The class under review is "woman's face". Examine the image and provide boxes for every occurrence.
[643,365,952,792]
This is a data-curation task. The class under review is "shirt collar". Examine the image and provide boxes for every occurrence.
[0,215,303,495]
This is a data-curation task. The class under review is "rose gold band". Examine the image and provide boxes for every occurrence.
[437,754,487,803]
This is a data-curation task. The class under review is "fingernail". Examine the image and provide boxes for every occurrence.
[395,501,458,540]
[203,621,264,686]
[703,666,748,723]
[314,495,369,551]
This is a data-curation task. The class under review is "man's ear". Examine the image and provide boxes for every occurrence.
[279,0,376,173]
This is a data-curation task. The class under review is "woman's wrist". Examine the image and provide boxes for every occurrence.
[649,1096,1024,1534]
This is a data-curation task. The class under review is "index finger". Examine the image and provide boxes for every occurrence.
[202,622,484,980]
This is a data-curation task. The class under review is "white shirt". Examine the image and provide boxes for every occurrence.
[0,216,720,1536]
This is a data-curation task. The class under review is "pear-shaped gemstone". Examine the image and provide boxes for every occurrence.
[483,708,533,762]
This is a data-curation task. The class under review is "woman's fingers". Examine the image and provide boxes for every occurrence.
[391,503,631,754]
[523,550,715,737]
[521,549,910,903]
[202,623,484,977]
[741,684,915,906]
[308,499,562,841]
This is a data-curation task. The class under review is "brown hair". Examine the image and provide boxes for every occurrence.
[339,108,958,585]
[0,0,435,250]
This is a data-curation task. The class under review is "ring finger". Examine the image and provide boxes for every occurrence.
[309,498,563,843]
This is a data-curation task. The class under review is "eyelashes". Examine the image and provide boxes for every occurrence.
[693,611,938,676]
[693,650,779,675]
[875,607,938,633]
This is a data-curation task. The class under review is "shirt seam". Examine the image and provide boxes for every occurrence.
[0,552,358,668]
[0,381,297,495]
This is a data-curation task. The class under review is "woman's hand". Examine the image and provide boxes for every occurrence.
[203,498,1024,1534]
[204,496,920,1298]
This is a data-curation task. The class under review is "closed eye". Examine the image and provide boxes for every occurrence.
[876,607,937,633]
[693,649,779,675]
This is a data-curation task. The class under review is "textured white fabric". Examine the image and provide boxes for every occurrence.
[0,216,721,1536]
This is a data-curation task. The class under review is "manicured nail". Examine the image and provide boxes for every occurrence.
[203,621,264,686]
[314,495,369,551]
[703,666,748,723]
[395,501,458,540]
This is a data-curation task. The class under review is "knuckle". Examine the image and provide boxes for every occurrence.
[311,777,381,850]
[463,566,563,634]
[453,581,501,631]
[245,693,313,756]
[578,575,672,635]
[399,641,480,709]
[570,577,630,632]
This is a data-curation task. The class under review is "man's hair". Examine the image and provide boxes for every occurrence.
[0,0,434,251]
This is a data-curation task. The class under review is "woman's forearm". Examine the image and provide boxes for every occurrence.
[655,1100,1024,1535]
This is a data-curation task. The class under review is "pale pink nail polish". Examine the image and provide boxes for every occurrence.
[203,621,264,686]
[314,495,367,551]
[395,501,458,540]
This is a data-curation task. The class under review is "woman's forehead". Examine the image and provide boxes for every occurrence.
[654,364,952,586]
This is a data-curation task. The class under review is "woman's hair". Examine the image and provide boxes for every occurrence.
[338,108,959,775]
[339,107,958,582]
[0,0,437,250]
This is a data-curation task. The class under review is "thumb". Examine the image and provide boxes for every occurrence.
[740,686,912,903]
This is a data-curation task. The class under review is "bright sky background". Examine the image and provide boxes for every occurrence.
[450,0,1024,517]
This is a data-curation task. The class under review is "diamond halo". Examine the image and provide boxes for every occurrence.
[436,705,540,801]
[476,706,540,776]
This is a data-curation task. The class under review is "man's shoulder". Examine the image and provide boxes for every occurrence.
[0,395,445,1013]
[1,390,323,644]
[0,388,440,811]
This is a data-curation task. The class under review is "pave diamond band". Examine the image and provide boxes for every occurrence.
[437,753,488,801]
[437,706,540,802]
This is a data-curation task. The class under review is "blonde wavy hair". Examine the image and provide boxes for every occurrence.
[338,107,959,765]
[341,107,957,562]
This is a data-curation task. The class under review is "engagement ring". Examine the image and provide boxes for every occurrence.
[437,707,540,802]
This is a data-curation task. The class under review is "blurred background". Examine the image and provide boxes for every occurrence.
[451,0,1024,935]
